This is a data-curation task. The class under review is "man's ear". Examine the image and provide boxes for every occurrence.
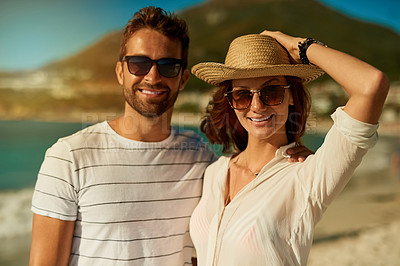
[115,61,124,85]
[179,69,190,91]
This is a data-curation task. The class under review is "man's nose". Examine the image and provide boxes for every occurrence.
[144,64,162,84]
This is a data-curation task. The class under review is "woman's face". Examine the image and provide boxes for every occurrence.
[232,76,293,146]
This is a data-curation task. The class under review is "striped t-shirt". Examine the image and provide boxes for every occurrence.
[32,121,216,265]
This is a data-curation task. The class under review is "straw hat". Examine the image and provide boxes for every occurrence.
[191,34,325,85]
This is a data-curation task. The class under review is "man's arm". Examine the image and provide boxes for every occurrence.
[29,214,75,266]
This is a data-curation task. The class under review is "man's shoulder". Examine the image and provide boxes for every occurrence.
[53,121,110,150]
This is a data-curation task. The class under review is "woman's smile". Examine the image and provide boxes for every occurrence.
[247,113,275,123]
[233,76,292,145]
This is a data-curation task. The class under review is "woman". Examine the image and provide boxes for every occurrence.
[189,31,389,266]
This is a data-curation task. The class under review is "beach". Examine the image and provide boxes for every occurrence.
[308,175,400,266]
[309,133,400,265]
[0,189,33,266]
[309,220,400,265]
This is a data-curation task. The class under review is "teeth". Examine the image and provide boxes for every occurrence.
[250,114,274,122]
[140,89,164,95]
[251,117,267,122]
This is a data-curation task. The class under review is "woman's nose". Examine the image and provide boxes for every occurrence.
[249,92,265,111]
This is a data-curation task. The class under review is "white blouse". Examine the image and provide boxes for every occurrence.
[190,107,378,266]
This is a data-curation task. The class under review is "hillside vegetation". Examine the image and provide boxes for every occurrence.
[27,0,400,93]
[181,0,400,91]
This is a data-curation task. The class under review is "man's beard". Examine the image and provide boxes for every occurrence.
[124,82,179,118]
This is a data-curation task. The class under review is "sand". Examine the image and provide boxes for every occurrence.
[309,220,400,266]
[307,136,400,266]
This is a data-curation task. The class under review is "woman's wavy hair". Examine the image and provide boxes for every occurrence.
[118,6,189,70]
[200,76,311,153]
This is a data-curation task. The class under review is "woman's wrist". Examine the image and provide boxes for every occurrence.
[297,38,327,65]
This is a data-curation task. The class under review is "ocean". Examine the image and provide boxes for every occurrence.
[0,119,397,265]
[0,120,92,265]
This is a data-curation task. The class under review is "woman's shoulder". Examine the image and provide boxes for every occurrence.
[203,155,231,183]
[201,156,231,195]
[206,155,231,172]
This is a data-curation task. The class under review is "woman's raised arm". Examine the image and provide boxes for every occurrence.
[261,30,390,124]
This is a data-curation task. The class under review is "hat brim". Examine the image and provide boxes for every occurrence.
[192,62,325,86]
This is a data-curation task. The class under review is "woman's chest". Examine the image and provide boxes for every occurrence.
[207,176,310,242]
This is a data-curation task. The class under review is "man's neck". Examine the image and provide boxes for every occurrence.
[109,110,172,142]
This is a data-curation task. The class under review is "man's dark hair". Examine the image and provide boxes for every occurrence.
[119,6,189,69]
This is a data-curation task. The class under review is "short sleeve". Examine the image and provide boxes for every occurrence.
[31,139,78,221]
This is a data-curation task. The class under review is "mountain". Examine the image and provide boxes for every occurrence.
[42,31,122,94]
[1,0,400,94]
[181,0,400,90]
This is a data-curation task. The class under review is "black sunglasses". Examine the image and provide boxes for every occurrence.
[122,56,183,78]
[224,84,291,110]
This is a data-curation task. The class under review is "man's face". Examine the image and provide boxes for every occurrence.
[115,28,189,118]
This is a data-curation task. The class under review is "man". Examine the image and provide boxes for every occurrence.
[30,6,310,266]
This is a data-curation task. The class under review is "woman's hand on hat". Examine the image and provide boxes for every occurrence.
[260,30,305,64]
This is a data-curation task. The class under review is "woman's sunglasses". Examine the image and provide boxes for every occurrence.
[224,84,291,110]
[122,56,183,78]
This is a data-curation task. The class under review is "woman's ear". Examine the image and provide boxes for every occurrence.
[288,88,294,106]
[289,97,294,106]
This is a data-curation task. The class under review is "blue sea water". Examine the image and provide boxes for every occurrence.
[0,120,92,190]
[0,120,95,265]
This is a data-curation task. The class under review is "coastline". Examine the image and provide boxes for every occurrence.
[1,111,398,137]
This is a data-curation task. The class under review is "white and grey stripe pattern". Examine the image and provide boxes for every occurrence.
[32,121,216,265]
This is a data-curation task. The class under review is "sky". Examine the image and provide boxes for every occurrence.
[0,0,399,71]
[0,0,205,71]
[319,0,400,33]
